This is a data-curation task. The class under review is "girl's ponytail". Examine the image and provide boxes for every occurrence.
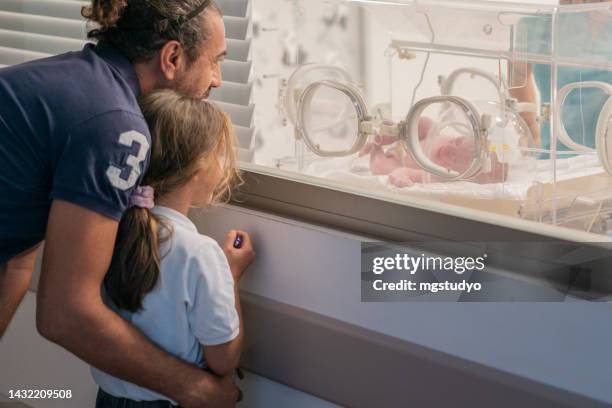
[104,207,169,312]
[82,0,128,31]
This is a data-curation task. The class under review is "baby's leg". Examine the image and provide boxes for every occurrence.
[389,167,424,187]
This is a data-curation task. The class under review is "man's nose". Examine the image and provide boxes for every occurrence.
[211,65,222,88]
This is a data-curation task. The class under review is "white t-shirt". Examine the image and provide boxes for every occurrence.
[91,206,239,402]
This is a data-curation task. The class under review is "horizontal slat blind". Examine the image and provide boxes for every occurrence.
[211,80,252,106]
[210,0,255,161]
[226,38,251,62]
[219,60,252,83]
[0,0,87,66]
[0,45,47,65]
[216,0,250,19]
[0,0,89,20]
[0,11,87,39]
[223,16,249,41]
[213,101,255,128]
[0,28,84,54]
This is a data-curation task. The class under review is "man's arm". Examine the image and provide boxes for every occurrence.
[508,63,542,147]
[36,200,238,408]
[0,244,40,337]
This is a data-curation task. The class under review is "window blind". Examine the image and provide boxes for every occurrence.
[212,0,254,162]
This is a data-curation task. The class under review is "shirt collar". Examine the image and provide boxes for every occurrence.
[151,206,198,233]
[92,42,141,97]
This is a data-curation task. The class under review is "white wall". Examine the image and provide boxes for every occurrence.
[191,205,612,405]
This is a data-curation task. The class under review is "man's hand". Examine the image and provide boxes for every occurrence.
[37,200,237,407]
[182,375,241,408]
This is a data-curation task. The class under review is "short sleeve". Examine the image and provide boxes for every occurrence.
[187,240,239,346]
[50,110,151,221]
[516,16,550,56]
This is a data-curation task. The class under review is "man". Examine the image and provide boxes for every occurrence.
[0,0,239,406]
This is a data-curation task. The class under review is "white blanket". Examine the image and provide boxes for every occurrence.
[305,154,605,200]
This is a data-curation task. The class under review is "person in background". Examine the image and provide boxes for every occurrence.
[510,0,611,155]
[93,90,255,408]
[0,0,241,406]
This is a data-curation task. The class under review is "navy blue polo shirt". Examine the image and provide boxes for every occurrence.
[0,43,151,265]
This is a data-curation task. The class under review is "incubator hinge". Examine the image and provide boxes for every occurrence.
[359,119,401,138]
[359,119,375,136]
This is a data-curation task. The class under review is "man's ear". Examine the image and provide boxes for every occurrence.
[158,40,185,81]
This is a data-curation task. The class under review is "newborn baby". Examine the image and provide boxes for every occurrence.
[358,117,507,187]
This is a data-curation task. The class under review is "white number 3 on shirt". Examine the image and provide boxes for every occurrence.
[106,130,150,191]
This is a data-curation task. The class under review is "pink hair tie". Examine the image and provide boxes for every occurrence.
[129,186,155,209]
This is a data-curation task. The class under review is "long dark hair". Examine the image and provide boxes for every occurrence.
[105,90,239,312]
[82,0,221,63]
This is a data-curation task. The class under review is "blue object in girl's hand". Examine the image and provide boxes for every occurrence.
[233,234,244,249]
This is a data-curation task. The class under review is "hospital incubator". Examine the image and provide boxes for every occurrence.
[251,0,612,237]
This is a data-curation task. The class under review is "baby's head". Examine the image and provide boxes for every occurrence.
[139,89,239,207]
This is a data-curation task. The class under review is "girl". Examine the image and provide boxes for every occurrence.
[91,89,255,407]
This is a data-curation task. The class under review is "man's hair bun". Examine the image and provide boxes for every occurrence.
[82,0,128,30]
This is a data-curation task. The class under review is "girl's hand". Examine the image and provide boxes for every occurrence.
[223,230,255,281]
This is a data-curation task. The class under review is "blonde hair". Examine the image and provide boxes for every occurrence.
[105,90,240,312]
[139,89,239,203]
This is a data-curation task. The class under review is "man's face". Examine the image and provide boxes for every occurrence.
[176,13,226,99]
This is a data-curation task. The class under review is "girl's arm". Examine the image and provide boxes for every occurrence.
[203,284,244,376]
[203,231,254,377]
